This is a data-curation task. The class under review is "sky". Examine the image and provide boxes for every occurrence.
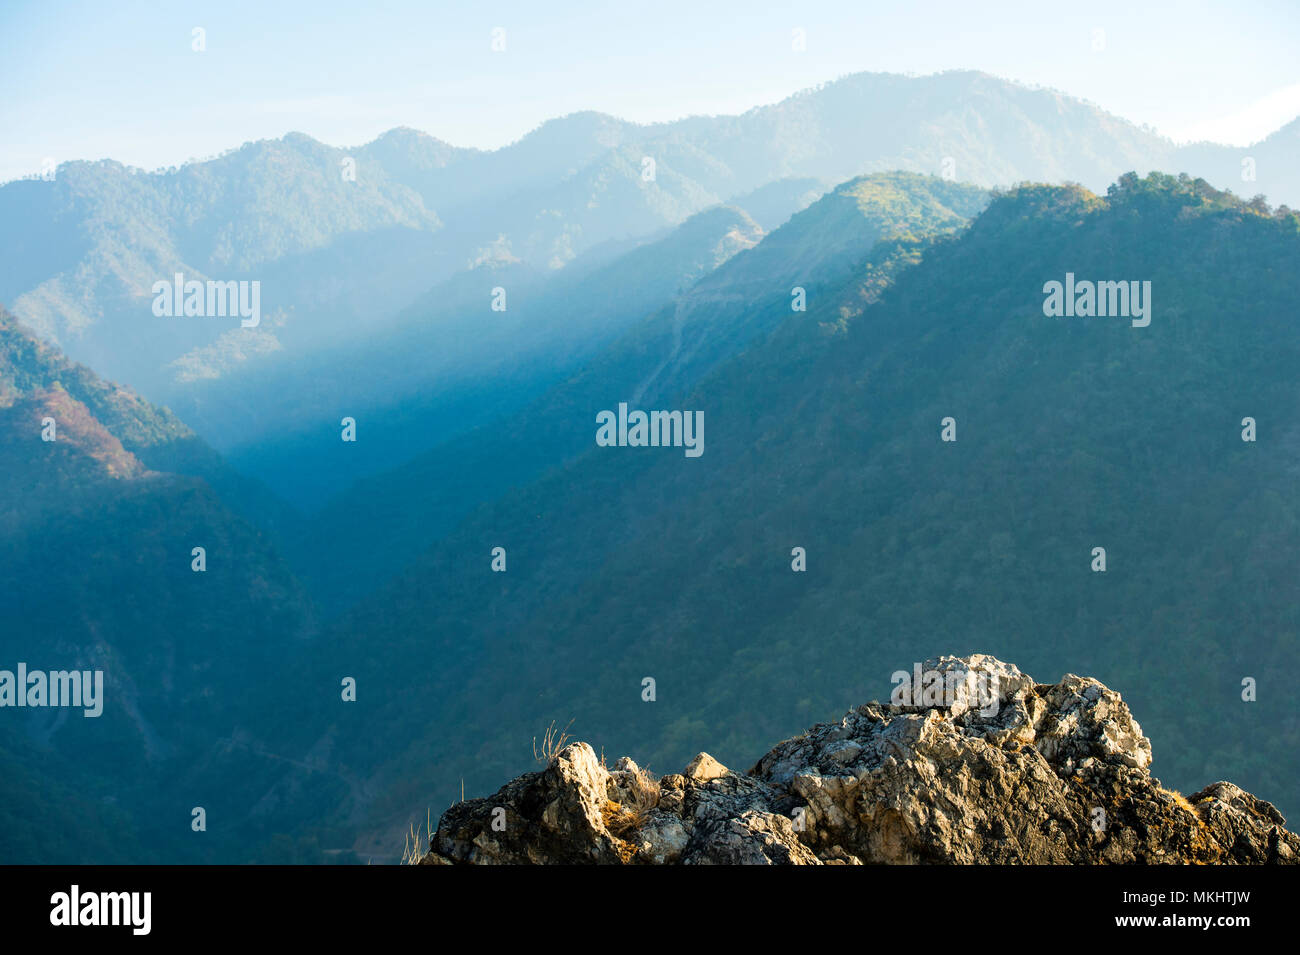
[2,0,1298,182]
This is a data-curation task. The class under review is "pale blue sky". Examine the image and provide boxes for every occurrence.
[2,0,1298,182]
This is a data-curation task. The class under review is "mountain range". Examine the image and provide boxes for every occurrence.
[291,170,1300,858]
[2,69,1299,863]
[5,70,1297,494]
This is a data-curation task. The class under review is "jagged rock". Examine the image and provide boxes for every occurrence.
[420,655,1300,865]
[683,752,729,782]
[426,742,627,864]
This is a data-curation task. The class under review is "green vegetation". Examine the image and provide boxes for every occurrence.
[291,173,1300,852]
[3,170,1298,863]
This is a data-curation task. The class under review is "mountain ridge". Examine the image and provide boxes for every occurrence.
[291,172,1300,857]
[0,306,321,863]
[283,172,986,606]
[7,68,1297,409]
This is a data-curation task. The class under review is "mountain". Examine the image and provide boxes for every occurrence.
[1,135,447,396]
[6,81,1300,866]
[172,203,767,510]
[0,308,320,863]
[286,173,988,607]
[7,70,1295,432]
[421,656,1300,864]
[1174,116,1300,214]
[279,172,1300,857]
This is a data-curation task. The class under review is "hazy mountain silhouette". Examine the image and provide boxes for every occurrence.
[5,70,1293,419]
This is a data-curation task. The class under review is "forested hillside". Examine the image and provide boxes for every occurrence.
[279,173,1300,856]
[287,173,988,606]
[0,309,320,862]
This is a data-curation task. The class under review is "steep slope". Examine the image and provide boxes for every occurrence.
[423,656,1300,865]
[289,174,987,608]
[285,173,1300,856]
[0,309,319,862]
[182,204,766,512]
[0,307,300,536]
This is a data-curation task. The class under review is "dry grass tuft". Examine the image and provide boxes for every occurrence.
[1163,787,1208,827]
[533,719,575,765]
[604,766,661,837]
[400,808,432,865]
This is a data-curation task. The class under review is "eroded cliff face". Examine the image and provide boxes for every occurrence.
[420,655,1299,865]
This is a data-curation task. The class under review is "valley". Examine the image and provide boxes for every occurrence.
[2,69,1298,865]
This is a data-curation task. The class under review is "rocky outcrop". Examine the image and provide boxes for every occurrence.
[420,655,1299,865]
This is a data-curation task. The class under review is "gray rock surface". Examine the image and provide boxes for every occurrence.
[421,655,1299,865]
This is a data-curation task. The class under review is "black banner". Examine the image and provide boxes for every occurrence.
[4,864,1295,940]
